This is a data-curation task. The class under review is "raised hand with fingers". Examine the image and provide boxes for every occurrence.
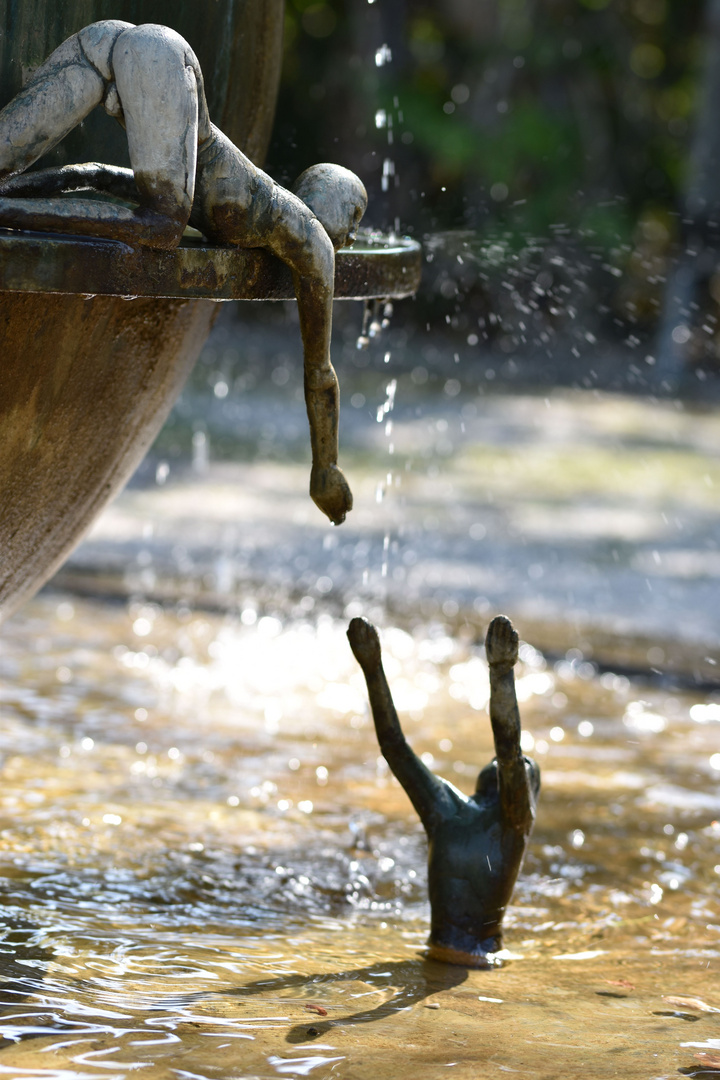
[485,613,518,673]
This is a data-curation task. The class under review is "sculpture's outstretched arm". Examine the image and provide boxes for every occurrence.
[0,163,152,242]
[267,203,352,526]
[347,618,455,828]
[0,163,139,203]
[295,262,352,527]
[485,615,535,831]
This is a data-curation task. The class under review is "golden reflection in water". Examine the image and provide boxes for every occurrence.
[0,592,717,1078]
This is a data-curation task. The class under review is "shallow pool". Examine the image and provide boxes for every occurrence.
[0,592,717,1078]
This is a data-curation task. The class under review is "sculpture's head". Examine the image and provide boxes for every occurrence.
[293,164,368,251]
[474,757,541,805]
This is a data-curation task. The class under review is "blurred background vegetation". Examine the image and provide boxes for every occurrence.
[272,0,699,238]
[263,0,718,386]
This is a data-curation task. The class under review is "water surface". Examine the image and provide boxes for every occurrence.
[0,593,717,1078]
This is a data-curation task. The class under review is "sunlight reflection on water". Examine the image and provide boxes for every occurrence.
[0,592,717,1077]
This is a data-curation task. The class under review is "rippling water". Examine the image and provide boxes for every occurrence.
[0,592,717,1078]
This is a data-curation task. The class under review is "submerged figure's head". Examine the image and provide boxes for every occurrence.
[474,757,541,803]
[293,163,368,250]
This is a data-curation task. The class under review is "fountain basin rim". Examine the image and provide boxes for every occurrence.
[0,229,421,302]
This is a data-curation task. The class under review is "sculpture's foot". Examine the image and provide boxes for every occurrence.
[425,942,504,969]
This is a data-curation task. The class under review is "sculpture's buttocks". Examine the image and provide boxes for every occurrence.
[77,20,134,81]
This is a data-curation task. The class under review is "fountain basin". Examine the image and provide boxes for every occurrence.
[0,230,420,623]
[0,231,421,301]
[0,590,716,1079]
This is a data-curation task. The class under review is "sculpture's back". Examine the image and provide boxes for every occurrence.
[0,1,284,622]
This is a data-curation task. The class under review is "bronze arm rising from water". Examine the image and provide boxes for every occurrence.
[347,614,540,968]
[0,21,368,526]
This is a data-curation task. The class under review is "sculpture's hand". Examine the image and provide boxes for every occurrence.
[347,616,382,671]
[310,463,353,526]
[485,615,518,676]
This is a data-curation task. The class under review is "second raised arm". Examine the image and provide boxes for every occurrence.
[485,615,536,831]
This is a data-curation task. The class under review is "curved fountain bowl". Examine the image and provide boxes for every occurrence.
[0,230,421,303]
[0,2,421,624]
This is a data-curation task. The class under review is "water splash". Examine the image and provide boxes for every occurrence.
[381,157,395,193]
[192,429,209,474]
[357,300,393,350]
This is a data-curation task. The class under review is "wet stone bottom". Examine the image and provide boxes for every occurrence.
[0,592,717,1079]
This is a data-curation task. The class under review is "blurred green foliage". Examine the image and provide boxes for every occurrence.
[268,0,705,252]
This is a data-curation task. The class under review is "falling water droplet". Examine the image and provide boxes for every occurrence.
[381,158,395,192]
[192,430,208,473]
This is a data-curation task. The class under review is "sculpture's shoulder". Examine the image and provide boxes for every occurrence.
[424,775,476,827]
[77,21,135,80]
[196,124,248,175]
[440,787,501,833]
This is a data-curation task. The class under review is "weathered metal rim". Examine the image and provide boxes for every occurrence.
[0,228,422,301]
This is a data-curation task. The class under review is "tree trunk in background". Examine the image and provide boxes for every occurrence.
[655,0,720,389]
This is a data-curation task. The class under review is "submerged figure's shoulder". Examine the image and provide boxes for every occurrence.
[425,774,480,830]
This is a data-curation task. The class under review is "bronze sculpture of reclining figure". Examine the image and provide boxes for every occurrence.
[0,21,368,527]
